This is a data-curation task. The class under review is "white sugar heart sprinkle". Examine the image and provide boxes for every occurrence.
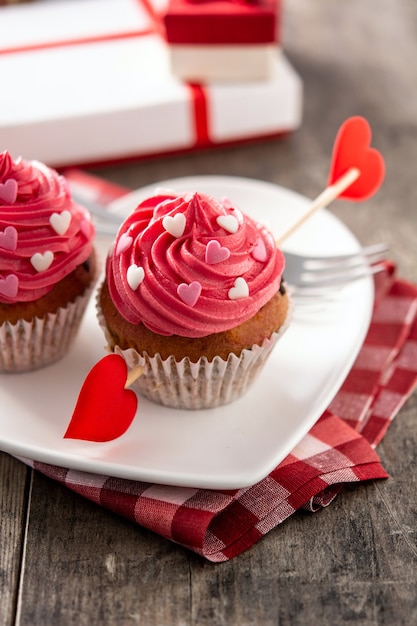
[162,213,186,238]
[228,277,249,300]
[50,210,71,235]
[127,264,145,291]
[0,226,18,251]
[177,281,202,307]
[216,214,239,234]
[30,251,54,273]
[116,232,133,255]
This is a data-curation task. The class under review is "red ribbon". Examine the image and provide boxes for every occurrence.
[187,85,211,148]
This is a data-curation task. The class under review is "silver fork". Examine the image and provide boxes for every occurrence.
[283,243,389,293]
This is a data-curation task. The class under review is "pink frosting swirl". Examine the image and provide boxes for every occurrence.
[106,191,285,338]
[0,151,95,304]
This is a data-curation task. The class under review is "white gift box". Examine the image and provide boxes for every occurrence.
[0,0,302,168]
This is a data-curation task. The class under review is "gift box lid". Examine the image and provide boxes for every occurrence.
[164,0,280,45]
[0,0,301,168]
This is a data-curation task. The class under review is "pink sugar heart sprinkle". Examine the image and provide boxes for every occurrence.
[0,179,18,204]
[0,274,19,299]
[205,240,231,264]
[252,237,267,262]
[116,232,133,255]
[177,281,202,307]
[0,226,18,251]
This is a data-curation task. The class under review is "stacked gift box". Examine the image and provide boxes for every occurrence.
[164,0,280,82]
[0,0,302,168]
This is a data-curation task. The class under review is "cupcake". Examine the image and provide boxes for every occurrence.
[98,190,290,409]
[0,151,97,372]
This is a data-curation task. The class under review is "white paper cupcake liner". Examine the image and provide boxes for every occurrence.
[98,300,292,410]
[0,285,94,373]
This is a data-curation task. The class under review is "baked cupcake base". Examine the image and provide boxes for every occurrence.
[0,289,93,373]
[108,323,290,410]
[98,280,289,361]
[97,283,292,410]
[0,253,98,373]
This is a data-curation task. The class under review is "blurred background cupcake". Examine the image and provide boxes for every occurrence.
[98,190,290,409]
[0,151,98,372]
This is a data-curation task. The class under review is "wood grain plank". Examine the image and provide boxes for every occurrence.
[0,454,29,626]
[16,472,192,626]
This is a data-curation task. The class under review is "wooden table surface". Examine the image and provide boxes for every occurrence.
[1,1,416,624]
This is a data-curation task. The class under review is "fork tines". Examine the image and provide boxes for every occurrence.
[301,243,389,269]
[286,243,389,292]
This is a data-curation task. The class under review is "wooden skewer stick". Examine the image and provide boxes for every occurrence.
[124,364,144,388]
[276,167,360,246]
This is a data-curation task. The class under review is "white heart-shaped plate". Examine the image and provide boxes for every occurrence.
[0,177,374,489]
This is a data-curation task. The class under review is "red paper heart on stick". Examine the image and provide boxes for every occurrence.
[328,116,385,201]
[64,354,138,442]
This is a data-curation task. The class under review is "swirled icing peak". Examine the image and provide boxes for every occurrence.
[106,191,285,338]
[0,151,95,303]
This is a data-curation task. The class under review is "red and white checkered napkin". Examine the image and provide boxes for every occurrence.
[24,265,417,561]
